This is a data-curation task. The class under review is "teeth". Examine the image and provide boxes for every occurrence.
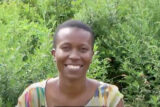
[67,65,80,70]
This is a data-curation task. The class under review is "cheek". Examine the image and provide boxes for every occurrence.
[55,52,67,71]
[83,53,93,64]
[55,51,67,62]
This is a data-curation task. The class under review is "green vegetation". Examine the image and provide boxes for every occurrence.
[0,0,160,106]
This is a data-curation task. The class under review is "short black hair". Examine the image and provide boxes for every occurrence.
[53,20,94,49]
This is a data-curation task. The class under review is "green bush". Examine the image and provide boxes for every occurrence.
[19,0,82,29]
[0,1,56,106]
[0,0,160,106]
[0,0,82,106]
[75,0,160,106]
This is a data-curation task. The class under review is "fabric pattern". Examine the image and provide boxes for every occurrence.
[16,80,123,107]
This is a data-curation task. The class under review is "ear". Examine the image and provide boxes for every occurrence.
[91,50,94,57]
[90,50,94,63]
[51,49,56,61]
[92,50,94,56]
[51,49,56,57]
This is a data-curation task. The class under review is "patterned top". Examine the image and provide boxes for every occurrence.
[16,80,123,107]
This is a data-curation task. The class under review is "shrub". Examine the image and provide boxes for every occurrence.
[75,0,160,106]
[1,0,160,106]
[0,1,56,106]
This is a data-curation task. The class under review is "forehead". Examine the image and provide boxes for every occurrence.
[56,27,92,46]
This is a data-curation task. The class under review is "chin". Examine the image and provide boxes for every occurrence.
[63,74,86,81]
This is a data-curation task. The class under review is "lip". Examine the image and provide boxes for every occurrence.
[64,64,83,72]
[64,64,83,67]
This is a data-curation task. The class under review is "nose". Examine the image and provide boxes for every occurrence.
[69,49,80,60]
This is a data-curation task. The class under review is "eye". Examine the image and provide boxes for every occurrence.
[61,46,70,51]
[80,47,88,53]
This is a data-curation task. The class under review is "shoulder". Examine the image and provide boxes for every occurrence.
[16,80,47,107]
[98,82,124,107]
[26,80,46,90]
[20,80,46,96]
[98,81,122,93]
[99,82,120,94]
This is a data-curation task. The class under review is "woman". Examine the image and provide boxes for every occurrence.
[16,20,124,107]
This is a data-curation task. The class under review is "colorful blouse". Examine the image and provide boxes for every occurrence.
[16,80,123,107]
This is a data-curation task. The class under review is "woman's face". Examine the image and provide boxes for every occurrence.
[52,27,93,80]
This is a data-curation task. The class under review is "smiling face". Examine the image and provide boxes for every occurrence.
[52,27,94,80]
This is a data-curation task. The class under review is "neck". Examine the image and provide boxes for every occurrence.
[58,76,88,97]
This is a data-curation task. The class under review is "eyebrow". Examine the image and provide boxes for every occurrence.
[59,42,71,46]
[59,41,90,45]
[59,43,91,49]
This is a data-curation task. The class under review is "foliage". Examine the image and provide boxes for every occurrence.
[0,0,160,106]
[0,1,56,106]
[74,0,160,106]
[19,0,83,30]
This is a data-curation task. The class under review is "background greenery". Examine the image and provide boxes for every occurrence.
[0,0,160,106]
